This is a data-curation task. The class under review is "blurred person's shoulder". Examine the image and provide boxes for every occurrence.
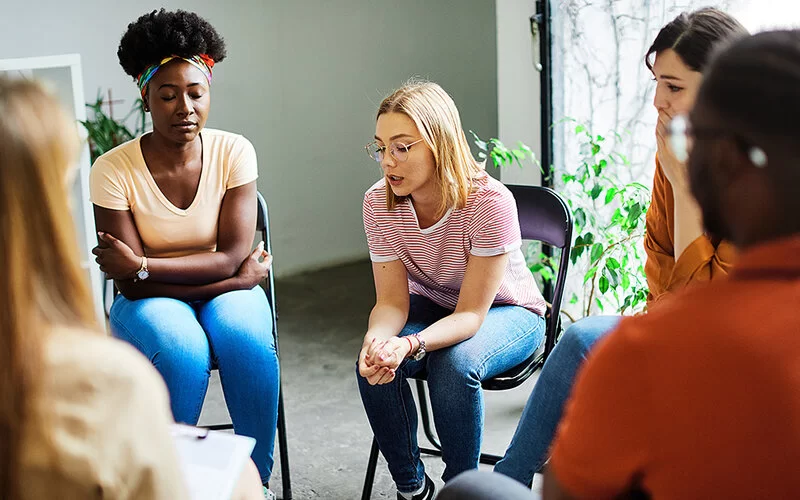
[20,325,183,498]
[45,325,167,396]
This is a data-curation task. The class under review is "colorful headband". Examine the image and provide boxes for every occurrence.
[136,54,215,99]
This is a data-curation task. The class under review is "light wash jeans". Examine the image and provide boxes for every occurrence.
[109,286,280,484]
[357,295,546,493]
[494,315,621,485]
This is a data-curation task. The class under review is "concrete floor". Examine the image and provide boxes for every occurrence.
[198,260,541,499]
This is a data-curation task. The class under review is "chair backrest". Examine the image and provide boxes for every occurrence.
[482,185,573,390]
[256,192,281,351]
[507,185,572,355]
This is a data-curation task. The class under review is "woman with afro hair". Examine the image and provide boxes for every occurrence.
[90,9,280,496]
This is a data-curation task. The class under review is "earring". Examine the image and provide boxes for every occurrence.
[748,147,768,168]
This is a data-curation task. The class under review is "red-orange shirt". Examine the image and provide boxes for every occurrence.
[644,158,736,304]
[550,236,800,499]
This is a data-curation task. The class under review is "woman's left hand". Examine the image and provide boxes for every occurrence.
[92,232,141,279]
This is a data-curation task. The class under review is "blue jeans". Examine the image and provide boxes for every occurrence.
[357,295,546,493]
[494,315,621,485]
[109,286,280,483]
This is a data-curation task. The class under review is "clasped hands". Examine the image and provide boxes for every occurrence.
[92,232,272,287]
[358,335,418,386]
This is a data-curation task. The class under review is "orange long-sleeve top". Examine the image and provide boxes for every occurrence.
[644,157,737,305]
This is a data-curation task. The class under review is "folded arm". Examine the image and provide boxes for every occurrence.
[93,181,257,285]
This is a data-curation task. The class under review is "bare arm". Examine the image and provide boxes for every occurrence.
[364,253,510,383]
[670,185,705,262]
[92,181,257,285]
[358,260,410,384]
[114,275,243,302]
[416,252,509,351]
[365,260,411,342]
[655,113,703,261]
[114,243,271,301]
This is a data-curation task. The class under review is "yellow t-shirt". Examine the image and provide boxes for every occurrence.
[21,326,189,499]
[90,129,258,258]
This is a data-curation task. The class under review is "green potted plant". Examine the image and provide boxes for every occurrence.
[472,123,650,321]
[80,89,147,164]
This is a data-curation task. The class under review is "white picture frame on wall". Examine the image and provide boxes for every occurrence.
[0,53,104,323]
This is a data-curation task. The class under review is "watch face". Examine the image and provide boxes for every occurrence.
[137,269,150,280]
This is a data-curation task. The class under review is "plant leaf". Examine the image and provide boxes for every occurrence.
[574,208,586,228]
[583,266,598,284]
[599,275,609,294]
[604,187,618,205]
[590,243,603,264]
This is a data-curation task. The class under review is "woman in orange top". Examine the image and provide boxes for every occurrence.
[493,7,747,486]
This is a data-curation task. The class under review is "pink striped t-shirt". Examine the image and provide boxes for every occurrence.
[362,175,546,316]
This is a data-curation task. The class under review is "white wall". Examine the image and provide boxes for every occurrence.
[732,0,800,31]
[0,0,497,276]
[495,0,542,185]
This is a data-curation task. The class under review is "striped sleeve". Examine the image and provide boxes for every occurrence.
[469,187,522,257]
[363,192,398,262]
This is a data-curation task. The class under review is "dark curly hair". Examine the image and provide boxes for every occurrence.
[117,9,226,80]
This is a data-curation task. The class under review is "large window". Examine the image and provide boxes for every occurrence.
[547,0,799,318]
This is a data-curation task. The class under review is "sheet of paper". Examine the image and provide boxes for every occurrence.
[171,424,256,500]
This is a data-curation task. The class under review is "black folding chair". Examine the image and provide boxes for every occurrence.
[102,192,292,499]
[361,185,573,499]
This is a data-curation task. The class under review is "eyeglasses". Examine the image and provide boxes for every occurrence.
[365,139,424,163]
[668,114,768,167]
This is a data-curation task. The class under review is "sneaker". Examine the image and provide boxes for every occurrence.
[263,485,277,500]
[397,474,435,500]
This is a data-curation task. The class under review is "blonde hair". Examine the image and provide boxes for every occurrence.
[0,78,98,496]
[377,80,485,216]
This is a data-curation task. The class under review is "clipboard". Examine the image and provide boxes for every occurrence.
[171,424,256,500]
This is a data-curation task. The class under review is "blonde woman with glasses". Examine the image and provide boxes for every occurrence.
[357,80,547,500]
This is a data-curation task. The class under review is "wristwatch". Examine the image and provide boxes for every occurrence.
[411,333,427,361]
[134,255,149,281]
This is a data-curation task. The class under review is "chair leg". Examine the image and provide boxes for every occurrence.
[415,380,441,451]
[277,385,292,500]
[361,437,380,500]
